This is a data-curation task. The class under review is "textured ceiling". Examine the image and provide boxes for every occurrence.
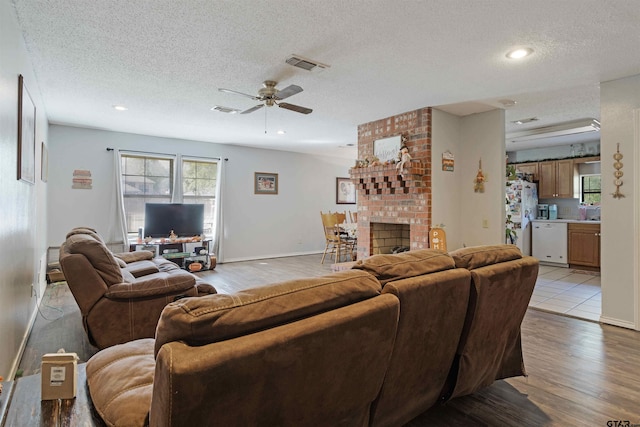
[9,0,640,158]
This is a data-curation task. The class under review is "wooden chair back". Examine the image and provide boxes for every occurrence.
[333,211,347,225]
[321,211,339,227]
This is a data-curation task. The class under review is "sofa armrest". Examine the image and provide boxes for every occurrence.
[105,272,196,300]
[114,251,154,263]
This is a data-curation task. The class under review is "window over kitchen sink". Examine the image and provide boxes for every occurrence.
[581,175,601,204]
[577,160,601,205]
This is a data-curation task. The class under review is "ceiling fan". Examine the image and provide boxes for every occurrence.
[218,80,312,115]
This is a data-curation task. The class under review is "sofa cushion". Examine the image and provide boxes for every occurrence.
[124,260,160,278]
[86,338,155,427]
[154,269,382,355]
[352,249,455,285]
[66,233,123,285]
[449,244,522,270]
[114,251,154,264]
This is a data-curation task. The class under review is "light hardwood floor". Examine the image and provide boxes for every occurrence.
[15,254,640,425]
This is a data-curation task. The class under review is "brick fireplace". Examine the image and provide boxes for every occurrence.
[350,107,432,259]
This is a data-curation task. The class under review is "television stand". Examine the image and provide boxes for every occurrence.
[129,239,214,270]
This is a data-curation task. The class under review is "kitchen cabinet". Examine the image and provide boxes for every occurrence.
[538,159,575,198]
[515,162,538,181]
[568,223,600,268]
[532,221,568,265]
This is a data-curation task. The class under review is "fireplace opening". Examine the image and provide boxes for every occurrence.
[370,223,410,255]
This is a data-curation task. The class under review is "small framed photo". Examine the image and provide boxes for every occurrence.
[336,177,356,204]
[254,172,278,195]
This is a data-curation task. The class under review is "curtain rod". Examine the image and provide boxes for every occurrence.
[106,148,228,161]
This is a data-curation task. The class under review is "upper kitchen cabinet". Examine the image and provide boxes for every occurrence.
[515,162,538,181]
[538,159,576,198]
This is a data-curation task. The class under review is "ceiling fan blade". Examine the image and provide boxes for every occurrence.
[275,85,303,100]
[278,102,312,114]
[218,88,259,100]
[241,104,264,114]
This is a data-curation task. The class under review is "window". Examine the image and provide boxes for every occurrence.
[182,159,218,236]
[120,154,219,238]
[581,175,601,204]
[121,155,173,234]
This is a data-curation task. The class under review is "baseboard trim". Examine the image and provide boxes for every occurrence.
[8,290,43,381]
[0,379,15,426]
[599,315,637,330]
[221,251,324,264]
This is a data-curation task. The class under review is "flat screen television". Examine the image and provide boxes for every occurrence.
[144,203,204,238]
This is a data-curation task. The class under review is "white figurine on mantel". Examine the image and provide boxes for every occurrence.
[396,145,412,178]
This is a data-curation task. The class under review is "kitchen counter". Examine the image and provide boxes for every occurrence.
[532,219,601,224]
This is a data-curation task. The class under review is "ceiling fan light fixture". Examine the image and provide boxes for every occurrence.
[285,54,330,72]
[506,47,534,59]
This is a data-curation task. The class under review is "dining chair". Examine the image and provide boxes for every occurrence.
[320,211,343,264]
[349,210,357,223]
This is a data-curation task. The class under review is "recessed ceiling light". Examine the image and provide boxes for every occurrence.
[506,48,534,59]
[113,105,128,111]
[276,130,286,135]
[498,99,517,108]
[511,117,539,125]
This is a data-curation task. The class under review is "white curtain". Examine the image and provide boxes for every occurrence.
[105,149,128,252]
[171,153,183,203]
[211,159,226,262]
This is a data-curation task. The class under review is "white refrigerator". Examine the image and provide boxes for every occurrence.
[505,180,538,256]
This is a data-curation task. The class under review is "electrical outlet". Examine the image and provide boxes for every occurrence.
[482,219,489,228]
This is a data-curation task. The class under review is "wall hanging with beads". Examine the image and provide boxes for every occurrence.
[612,143,625,199]
[473,158,486,193]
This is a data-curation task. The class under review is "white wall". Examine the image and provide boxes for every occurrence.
[0,0,50,379]
[48,125,353,262]
[431,108,505,249]
[600,74,640,329]
[457,109,506,247]
[431,109,463,249]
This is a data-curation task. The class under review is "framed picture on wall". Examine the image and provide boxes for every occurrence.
[254,172,278,194]
[336,177,356,204]
[17,74,36,184]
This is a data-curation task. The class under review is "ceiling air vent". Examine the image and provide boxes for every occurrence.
[211,106,240,114]
[285,54,330,72]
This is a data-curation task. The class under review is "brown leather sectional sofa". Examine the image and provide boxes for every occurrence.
[84,244,538,427]
[59,227,216,349]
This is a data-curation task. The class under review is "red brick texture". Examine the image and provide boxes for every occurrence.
[350,107,432,259]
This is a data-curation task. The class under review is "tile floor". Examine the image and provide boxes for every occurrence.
[529,264,601,322]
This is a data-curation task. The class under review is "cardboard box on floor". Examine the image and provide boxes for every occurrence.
[41,353,78,400]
